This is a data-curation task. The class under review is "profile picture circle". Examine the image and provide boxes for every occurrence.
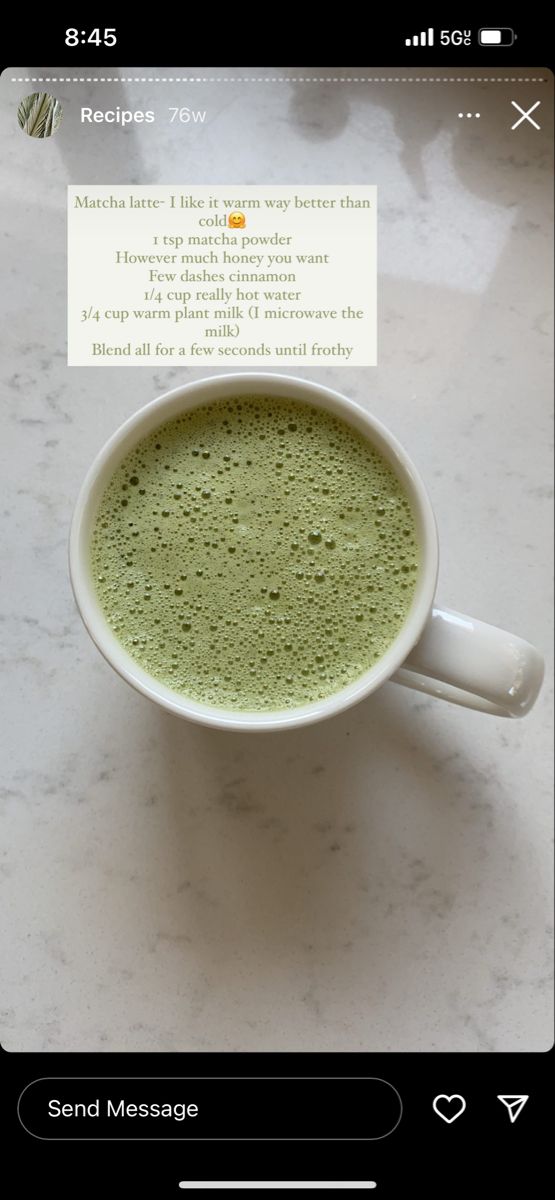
[17,93,63,138]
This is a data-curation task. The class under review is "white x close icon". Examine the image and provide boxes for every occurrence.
[511,100,541,130]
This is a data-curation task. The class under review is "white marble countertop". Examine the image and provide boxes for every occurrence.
[1,67,552,1051]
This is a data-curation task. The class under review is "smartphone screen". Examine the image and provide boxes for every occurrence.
[1,22,553,1196]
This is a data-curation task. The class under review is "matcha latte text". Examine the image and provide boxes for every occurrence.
[91,396,419,709]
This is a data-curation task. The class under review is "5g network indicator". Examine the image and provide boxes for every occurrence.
[404,28,516,47]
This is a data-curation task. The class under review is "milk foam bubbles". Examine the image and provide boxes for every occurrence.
[91,395,419,710]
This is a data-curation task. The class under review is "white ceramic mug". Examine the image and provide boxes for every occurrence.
[69,373,544,730]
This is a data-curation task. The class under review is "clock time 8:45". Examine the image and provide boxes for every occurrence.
[65,29,117,46]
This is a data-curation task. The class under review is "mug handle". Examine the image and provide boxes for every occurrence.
[391,606,544,717]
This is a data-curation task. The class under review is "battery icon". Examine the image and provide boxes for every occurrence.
[478,27,515,45]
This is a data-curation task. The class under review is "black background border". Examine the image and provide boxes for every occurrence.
[1,14,553,1195]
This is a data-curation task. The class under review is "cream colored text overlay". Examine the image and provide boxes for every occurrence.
[67,186,377,366]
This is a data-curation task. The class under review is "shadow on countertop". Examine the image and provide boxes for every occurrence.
[141,682,505,982]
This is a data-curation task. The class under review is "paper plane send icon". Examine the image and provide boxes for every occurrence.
[497,1095,529,1123]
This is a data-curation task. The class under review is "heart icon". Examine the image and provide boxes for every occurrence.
[433,1094,467,1123]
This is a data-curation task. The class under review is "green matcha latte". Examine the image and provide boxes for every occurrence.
[91,395,419,709]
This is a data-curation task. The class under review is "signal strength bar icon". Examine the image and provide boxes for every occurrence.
[405,28,434,46]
